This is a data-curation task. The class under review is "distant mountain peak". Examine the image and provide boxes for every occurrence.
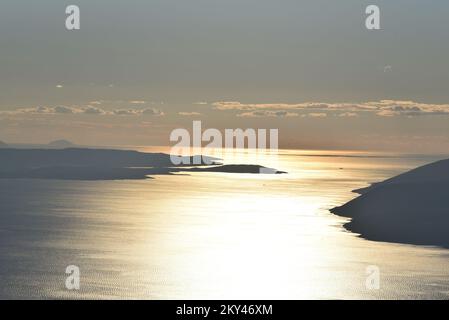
[47,140,76,148]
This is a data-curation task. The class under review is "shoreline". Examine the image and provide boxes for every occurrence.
[331,158,449,249]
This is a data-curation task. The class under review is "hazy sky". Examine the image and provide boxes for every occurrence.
[1,0,449,152]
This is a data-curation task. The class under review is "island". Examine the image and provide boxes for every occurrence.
[0,148,285,180]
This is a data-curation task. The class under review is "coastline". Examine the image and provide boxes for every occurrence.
[331,159,449,248]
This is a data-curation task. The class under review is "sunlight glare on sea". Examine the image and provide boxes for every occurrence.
[0,148,448,299]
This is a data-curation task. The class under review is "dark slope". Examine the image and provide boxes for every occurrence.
[0,149,284,180]
[332,159,449,248]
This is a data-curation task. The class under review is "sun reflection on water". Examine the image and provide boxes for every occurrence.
[2,147,447,299]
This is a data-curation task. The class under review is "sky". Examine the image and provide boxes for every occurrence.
[0,0,449,152]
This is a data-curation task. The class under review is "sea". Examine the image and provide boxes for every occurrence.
[0,147,448,299]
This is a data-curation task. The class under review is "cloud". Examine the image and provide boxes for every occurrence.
[0,106,106,115]
[338,112,359,117]
[53,106,75,114]
[113,107,164,116]
[212,100,449,117]
[0,105,164,117]
[82,106,107,115]
[22,107,53,114]
[141,108,164,116]
[1,106,76,115]
[112,109,141,116]
[193,102,208,105]
[370,101,449,117]
[3,100,448,119]
[302,112,327,118]
[213,101,341,111]
[130,100,146,104]
[178,112,202,116]
[237,110,299,118]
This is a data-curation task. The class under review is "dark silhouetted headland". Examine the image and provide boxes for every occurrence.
[189,164,286,174]
[331,158,449,248]
[0,148,284,180]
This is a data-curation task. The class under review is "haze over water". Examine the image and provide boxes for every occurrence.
[1,148,448,299]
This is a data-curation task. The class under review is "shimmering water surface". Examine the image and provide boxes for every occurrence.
[1,148,448,299]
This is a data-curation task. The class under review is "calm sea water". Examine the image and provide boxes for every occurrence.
[1,148,448,299]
